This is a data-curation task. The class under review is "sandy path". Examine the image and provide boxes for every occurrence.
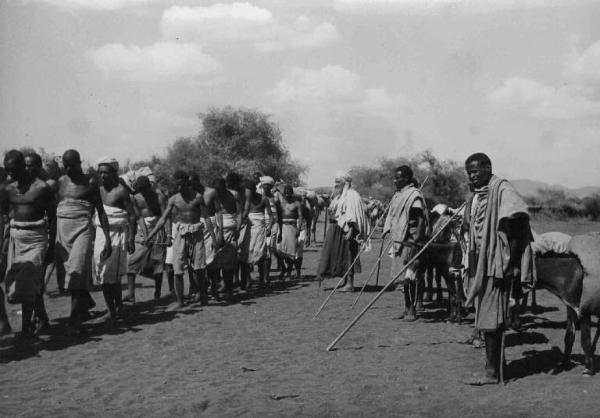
[2,220,600,417]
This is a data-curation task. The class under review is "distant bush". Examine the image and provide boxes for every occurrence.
[526,188,595,220]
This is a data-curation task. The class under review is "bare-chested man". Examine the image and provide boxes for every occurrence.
[146,170,216,307]
[126,175,168,302]
[22,152,53,332]
[57,149,111,333]
[261,177,284,277]
[211,177,241,301]
[94,157,136,324]
[225,173,246,289]
[0,150,55,340]
[277,185,305,280]
[241,178,273,288]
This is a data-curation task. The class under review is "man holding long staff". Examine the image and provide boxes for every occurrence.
[461,153,531,386]
[382,166,427,321]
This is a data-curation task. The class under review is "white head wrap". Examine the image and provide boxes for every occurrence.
[97,157,119,171]
[335,170,352,182]
[259,176,274,186]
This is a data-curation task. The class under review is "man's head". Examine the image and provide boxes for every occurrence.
[189,173,205,194]
[260,176,274,195]
[98,163,118,187]
[283,184,294,200]
[253,171,262,183]
[465,153,492,189]
[4,150,26,182]
[135,175,151,193]
[394,165,413,191]
[334,171,351,191]
[246,178,258,193]
[44,159,61,180]
[24,152,43,178]
[225,172,242,191]
[62,149,82,177]
[173,170,190,193]
[213,177,226,193]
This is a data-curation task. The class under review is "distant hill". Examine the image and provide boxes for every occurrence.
[511,179,600,199]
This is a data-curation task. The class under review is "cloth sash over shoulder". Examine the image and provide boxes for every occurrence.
[464,175,530,307]
[333,185,371,246]
[56,198,95,291]
[4,219,48,304]
[94,205,129,285]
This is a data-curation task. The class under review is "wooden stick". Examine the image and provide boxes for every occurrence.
[43,262,56,290]
[313,202,390,319]
[326,203,465,351]
[352,239,393,308]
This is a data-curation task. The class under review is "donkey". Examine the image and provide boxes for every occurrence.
[534,235,600,376]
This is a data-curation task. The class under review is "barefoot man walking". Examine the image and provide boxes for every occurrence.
[1,150,56,340]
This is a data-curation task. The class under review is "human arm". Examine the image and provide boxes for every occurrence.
[145,198,174,245]
[298,201,305,239]
[92,185,112,261]
[264,197,273,237]
[43,185,57,263]
[122,189,138,254]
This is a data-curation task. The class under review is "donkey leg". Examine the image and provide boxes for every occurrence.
[581,313,595,376]
[559,307,577,369]
[424,267,433,302]
[435,269,443,305]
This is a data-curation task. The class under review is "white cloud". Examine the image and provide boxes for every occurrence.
[334,0,561,14]
[267,65,408,116]
[27,0,152,11]
[566,39,600,84]
[489,77,600,120]
[86,42,221,82]
[161,3,341,51]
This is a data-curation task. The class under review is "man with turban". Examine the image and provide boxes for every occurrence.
[317,171,370,292]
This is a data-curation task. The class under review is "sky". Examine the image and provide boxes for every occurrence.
[2,0,600,187]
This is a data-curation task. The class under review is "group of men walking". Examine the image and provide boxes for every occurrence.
[317,153,532,386]
[0,149,310,339]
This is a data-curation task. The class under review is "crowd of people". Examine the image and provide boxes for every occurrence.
[315,153,533,386]
[0,149,313,339]
[1,147,552,385]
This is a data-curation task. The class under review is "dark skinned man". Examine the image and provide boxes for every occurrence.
[462,153,531,386]
[382,166,428,321]
[0,150,55,340]
[57,149,111,333]
[146,170,217,307]
[127,175,168,302]
[93,157,136,325]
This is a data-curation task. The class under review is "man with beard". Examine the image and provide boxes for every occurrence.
[56,149,111,333]
[126,175,168,302]
[0,150,55,340]
[93,157,136,324]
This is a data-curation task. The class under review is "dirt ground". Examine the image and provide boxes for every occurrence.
[2,219,600,417]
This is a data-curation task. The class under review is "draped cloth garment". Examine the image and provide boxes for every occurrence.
[4,220,48,304]
[94,205,129,285]
[56,199,94,291]
[464,175,529,331]
[127,216,166,276]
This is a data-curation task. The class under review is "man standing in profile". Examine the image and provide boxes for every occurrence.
[462,153,531,386]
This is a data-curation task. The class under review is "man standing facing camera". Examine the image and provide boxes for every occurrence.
[462,153,531,386]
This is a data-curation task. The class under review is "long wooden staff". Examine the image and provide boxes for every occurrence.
[326,203,465,351]
[313,201,390,319]
[351,238,393,308]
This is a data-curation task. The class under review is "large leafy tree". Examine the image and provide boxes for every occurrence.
[135,107,306,189]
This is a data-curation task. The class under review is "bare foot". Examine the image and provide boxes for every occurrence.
[463,373,498,386]
[337,284,354,292]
